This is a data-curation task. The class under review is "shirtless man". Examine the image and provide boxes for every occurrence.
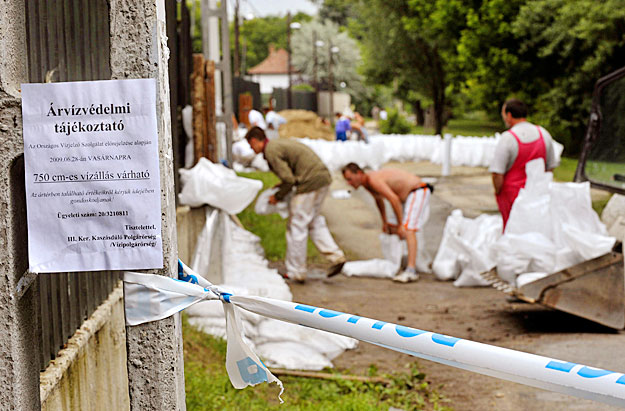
[342,163,432,282]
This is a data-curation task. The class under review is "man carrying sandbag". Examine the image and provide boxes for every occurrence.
[245,127,346,283]
[490,99,559,229]
[342,163,432,283]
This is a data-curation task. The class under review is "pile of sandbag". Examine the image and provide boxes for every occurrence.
[433,159,616,287]
[232,132,564,173]
[278,109,334,141]
[179,161,357,369]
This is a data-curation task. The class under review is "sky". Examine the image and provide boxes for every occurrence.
[238,0,319,18]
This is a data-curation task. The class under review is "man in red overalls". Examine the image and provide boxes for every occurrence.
[490,99,559,230]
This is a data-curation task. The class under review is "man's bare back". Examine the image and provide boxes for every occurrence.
[363,168,423,202]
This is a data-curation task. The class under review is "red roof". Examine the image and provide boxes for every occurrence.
[248,45,295,75]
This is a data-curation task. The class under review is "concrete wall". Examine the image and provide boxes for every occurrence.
[318,91,351,118]
[0,1,41,409]
[41,286,129,411]
[109,1,186,408]
[176,205,223,284]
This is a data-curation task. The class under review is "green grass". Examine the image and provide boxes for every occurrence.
[183,315,453,411]
[410,117,502,137]
[236,171,322,263]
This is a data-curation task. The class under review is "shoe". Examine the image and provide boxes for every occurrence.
[393,270,419,283]
[327,259,346,278]
[282,272,306,283]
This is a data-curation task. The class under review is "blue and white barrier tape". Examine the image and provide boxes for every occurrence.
[122,264,625,407]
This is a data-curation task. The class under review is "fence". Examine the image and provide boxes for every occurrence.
[24,0,121,371]
[273,88,317,112]
[233,76,261,122]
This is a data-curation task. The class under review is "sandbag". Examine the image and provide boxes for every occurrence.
[179,158,263,214]
[254,188,290,219]
[432,210,464,280]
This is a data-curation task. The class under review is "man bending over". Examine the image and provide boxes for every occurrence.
[246,127,346,282]
[342,163,432,283]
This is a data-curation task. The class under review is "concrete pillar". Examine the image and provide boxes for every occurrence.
[0,1,41,410]
[109,1,186,409]
[442,133,452,177]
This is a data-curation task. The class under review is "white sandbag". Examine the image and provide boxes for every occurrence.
[505,160,552,238]
[341,233,402,278]
[452,215,501,287]
[255,341,334,370]
[516,272,549,288]
[179,158,263,214]
[553,247,581,273]
[232,139,256,166]
[342,259,399,278]
[561,224,616,261]
[254,188,289,219]
[381,233,403,266]
[432,210,464,280]
[550,182,608,247]
[256,319,357,360]
[494,232,557,285]
[601,194,625,231]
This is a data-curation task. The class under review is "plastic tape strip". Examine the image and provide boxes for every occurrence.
[123,269,625,407]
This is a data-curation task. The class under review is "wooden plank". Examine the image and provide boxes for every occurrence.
[49,275,62,359]
[55,0,67,81]
[205,60,217,162]
[79,272,88,321]
[45,0,59,82]
[191,54,206,166]
[59,273,71,342]
[97,0,111,79]
[24,0,39,82]
[88,0,97,79]
[39,275,51,370]
[69,0,83,80]
[68,272,80,338]
[62,0,74,81]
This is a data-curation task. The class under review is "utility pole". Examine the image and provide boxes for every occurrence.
[200,0,233,165]
[328,42,334,119]
[313,31,318,112]
[286,12,292,109]
[233,0,240,77]
[328,43,339,120]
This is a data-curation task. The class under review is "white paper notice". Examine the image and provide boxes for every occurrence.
[22,79,163,273]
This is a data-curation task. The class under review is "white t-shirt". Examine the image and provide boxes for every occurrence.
[248,109,267,129]
[489,121,559,174]
[265,110,287,130]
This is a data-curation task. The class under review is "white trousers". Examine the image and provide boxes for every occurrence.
[285,186,345,278]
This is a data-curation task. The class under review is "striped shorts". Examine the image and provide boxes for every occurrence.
[401,187,431,231]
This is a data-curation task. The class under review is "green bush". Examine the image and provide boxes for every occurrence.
[379,108,412,134]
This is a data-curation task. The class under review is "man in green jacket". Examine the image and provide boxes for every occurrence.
[246,127,346,282]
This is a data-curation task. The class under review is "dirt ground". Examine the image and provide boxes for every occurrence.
[288,161,623,411]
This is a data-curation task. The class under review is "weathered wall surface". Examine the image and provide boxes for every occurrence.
[110,0,186,409]
[41,286,129,411]
[176,205,223,284]
[0,1,41,410]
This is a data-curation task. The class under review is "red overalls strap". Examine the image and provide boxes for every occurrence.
[496,125,547,230]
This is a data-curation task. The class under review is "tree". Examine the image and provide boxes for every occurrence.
[290,20,364,100]
[512,0,625,153]
[354,0,472,135]
[455,0,532,116]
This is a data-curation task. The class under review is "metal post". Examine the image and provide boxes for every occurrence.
[233,0,240,77]
[328,42,334,119]
[313,31,318,112]
[286,12,292,109]
[220,0,233,166]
